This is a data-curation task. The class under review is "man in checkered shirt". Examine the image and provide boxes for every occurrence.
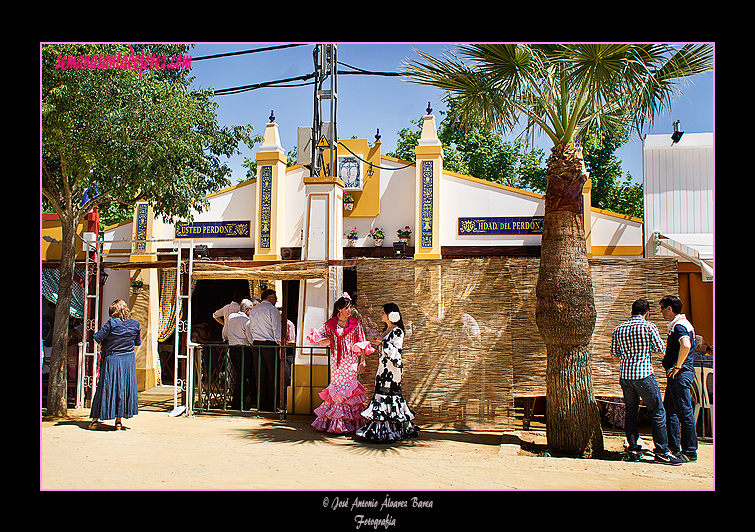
[611,299,682,465]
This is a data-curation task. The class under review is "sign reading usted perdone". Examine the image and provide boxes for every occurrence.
[458,216,544,235]
[175,221,251,238]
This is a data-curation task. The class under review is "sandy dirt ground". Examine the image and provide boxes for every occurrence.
[41,387,713,493]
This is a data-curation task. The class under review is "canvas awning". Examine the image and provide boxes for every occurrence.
[191,260,329,281]
[654,232,713,282]
[41,267,86,318]
[101,259,330,280]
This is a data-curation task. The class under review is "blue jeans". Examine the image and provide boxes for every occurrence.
[620,375,669,454]
[664,368,698,456]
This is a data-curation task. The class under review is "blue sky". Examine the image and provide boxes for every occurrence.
[188,43,714,186]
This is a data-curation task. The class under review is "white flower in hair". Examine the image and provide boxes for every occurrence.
[388,311,400,323]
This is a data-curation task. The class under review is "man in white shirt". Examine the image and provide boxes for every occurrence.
[246,290,281,343]
[226,299,254,410]
[246,289,282,411]
[227,299,253,346]
[213,292,243,342]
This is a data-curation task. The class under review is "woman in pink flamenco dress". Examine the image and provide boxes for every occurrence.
[308,294,374,434]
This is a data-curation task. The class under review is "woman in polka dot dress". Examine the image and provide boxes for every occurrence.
[308,294,374,434]
[357,303,418,442]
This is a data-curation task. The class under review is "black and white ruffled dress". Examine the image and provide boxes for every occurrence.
[356,327,419,442]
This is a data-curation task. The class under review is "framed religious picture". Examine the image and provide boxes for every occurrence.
[338,155,363,191]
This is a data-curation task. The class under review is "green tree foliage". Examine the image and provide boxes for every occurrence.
[43,44,259,223]
[241,146,298,182]
[389,97,642,217]
[388,107,547,193]
[42,43,259,416]
[582,127,643,219]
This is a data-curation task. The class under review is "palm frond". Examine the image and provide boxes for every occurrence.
[401,43,713,147]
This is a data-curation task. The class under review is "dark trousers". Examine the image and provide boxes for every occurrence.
[620,375,669,454]
[664,368,698,456]
[229,345,254,410]
[252,341,280,412]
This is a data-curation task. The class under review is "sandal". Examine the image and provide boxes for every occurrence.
[115,420,123,430]
[88,420,99,430]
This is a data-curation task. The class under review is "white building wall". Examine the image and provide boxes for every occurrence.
[331,157,643,253]
[589,210,644,255]
[284,166,307,250]
[643,132,713,257]
[440,172,544,247]
[102,147,646,260]
[151,180,258,250]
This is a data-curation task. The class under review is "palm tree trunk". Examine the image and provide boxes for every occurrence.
[535,144,603,457]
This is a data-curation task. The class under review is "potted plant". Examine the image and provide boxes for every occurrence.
[344,227,358,246]
[343,192,354,211]
[368,227,385,247]
[131,277,144,294]
[397,225,412,243]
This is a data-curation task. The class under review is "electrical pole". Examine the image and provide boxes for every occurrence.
[311,44,337,177]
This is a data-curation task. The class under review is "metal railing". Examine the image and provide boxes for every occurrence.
[189,344,329,417]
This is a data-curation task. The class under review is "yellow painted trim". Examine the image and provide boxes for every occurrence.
[591,207,643,224]
[102,217,135,233]
[590,245,644,256]
[444,170,643,224]
[101,181,257,232]
[382,154,415,166]
[292,364,330,387]
[335,138,381,218]
[130,203,157,262]
[415,145,444,157]
[303,175,345,186]
[256,150,287,164]
[41,217,95,261]
[100,248,133,256]
[443,169,546,200]
[206,178,256,200]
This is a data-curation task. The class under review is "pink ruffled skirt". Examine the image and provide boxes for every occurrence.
[311,378,367,434]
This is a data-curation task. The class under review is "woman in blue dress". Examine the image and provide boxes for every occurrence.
[89,299,141,430]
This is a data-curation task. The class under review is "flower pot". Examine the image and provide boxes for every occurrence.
[132,286,142,294]
[344,203,354,211]
[347,238,357,247]
[373,238,383,247]
[399,237,409,244]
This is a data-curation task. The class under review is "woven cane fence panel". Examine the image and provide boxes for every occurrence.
[588,257,678,397]
[355,257,677,430]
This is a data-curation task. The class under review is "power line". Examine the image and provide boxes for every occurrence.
[192,44,307,61]
[213,73,317,96]
[338,141,415,171]
[195,44,402,96]
[213,69,402,96]
[338,61,401,77]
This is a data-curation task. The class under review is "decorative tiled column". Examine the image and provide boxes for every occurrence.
[129,201,159,390]
[414,105,444,260]
[254,113,287,261]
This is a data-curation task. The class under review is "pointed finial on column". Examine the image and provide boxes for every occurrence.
[375,128,381,143]
[426,102,433,115]
[269,110,275,123]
